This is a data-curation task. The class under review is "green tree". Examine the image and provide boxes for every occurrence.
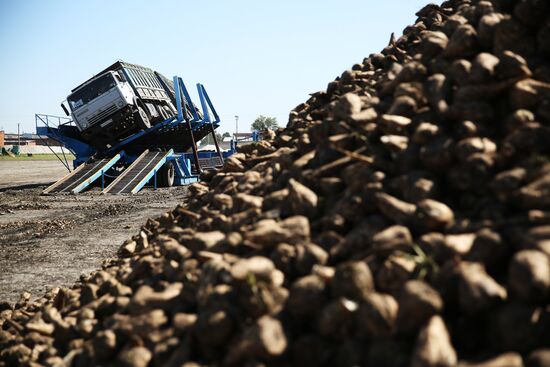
[251,115,278,131]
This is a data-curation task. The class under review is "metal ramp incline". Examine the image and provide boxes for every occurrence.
[103,149,172,194]
[43,153,123,194]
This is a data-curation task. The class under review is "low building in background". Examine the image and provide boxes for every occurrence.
[3,133,61,147]
[1,131,68,155]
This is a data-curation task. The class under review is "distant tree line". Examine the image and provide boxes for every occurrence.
[252,116,278,131]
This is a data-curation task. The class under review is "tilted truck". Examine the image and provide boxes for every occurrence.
[37,61,238,195]
[61,61,193,149]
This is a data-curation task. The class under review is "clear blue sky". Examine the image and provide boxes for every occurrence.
[0,0,427,135]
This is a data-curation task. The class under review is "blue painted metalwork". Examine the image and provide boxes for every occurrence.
[35,114,96,167]
[102,150,151,194]
[72,152,125,193]
[176,176,200,185]
[172,156,193,176]
[173,76,184,122]
[130,149,173,194]
[36,74,238,194]
[178,78,200,123]
[169,154,199,185]
[197,84,220,124]
[103,77,221,157]
[104,116,177,155]
[197,84,211,124]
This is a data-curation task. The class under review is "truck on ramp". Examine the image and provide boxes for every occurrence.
[37,61,243,194]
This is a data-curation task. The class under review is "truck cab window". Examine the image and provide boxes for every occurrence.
[67,73,117,110]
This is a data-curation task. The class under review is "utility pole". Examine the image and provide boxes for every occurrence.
[17,123,20,146]
[234,115,239,136]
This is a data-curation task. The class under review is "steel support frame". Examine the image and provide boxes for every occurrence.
[174,76,202,174]
[170,156,199,185]
[35,114,95,170]
[130,149,173,194]
[72,152,125,193]
[37,74,225,194]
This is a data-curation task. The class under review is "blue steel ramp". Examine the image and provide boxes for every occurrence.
[103,149,172,194]
[43,153,123,194]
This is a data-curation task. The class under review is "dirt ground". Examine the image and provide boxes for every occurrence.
[0,160,189,303]
[0,160,71,190]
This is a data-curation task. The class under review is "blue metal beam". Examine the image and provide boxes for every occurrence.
[105,116,177,155]
[130,149,173,194]
[178,78,200,123]
[198,84,220,124]
[72,152,125,193]
[35,73,227,194]
[197,83,211,124]
[171,155,192,176]
[36,114,96,162]
[173,76,184,122]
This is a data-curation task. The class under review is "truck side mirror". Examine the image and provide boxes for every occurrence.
[61,103,70,116]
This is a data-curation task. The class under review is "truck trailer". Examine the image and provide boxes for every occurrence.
[36,62,239,194]
[62,61,196,150]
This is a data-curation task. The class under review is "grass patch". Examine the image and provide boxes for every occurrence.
[0,154,75,161]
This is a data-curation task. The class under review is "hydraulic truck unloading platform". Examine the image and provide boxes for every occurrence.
[37,62,244,194]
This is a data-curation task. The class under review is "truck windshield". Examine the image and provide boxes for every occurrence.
[68,73,117,110]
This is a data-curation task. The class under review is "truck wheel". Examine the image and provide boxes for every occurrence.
[134,106,151,130]
[158,161,175,187]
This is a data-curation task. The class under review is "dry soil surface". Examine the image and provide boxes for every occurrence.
[0,160,71,190]
[0,160,189,303]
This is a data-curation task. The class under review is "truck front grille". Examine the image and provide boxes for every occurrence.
[87,104,119,126]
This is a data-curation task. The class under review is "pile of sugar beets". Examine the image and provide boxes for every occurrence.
[2,0,550,366]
